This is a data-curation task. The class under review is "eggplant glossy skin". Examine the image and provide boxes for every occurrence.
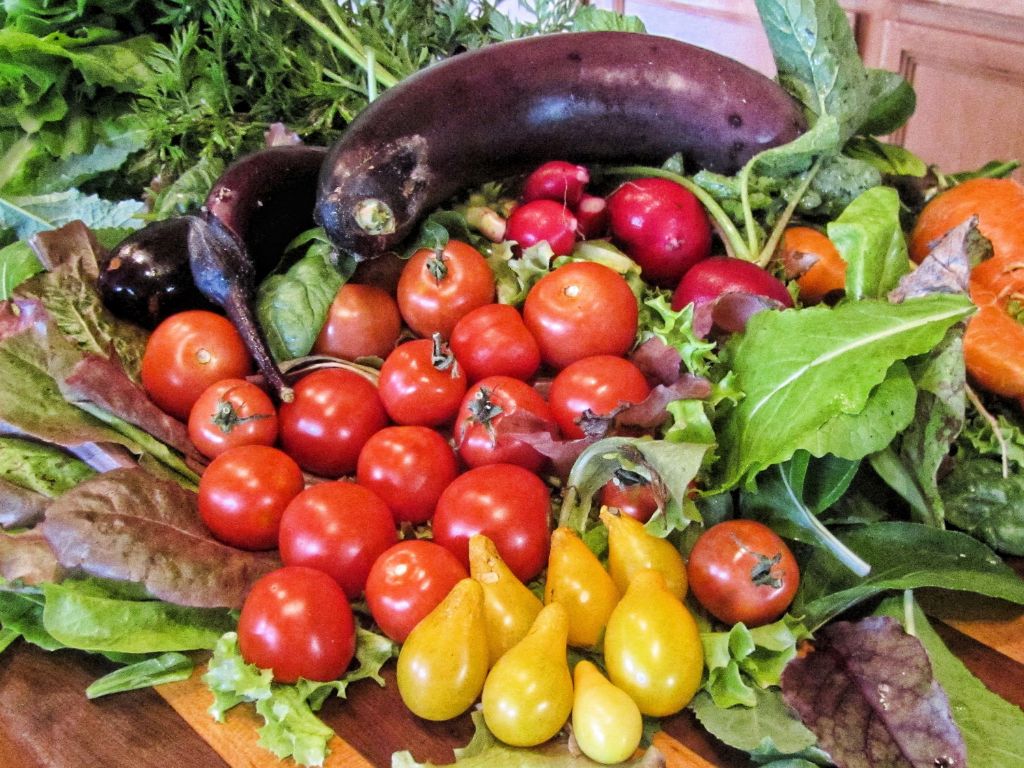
[98,217,211,328]
[204,144,327,274]
[317,31,806,259]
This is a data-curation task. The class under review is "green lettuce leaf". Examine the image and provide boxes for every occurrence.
[700,615,812,708]
[85,651,194,699]
[714,294,973,491]
[828,185,909,301]
[205,628,395,767]
[41,580,234,653]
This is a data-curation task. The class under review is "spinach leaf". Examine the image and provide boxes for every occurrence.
[827,185,909,300]
[859,69,917,137]
[794,522,1024,630]
[940,457,1024,556]
[741,451,868,575]
[714,294,973,490]
[754,0,871,142]
[0,189,144,242]
[845,137,928,178]
[256,230,353,362]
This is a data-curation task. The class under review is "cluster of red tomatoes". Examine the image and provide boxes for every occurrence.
[137,160,800,728]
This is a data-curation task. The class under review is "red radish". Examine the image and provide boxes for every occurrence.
[607,177,712,287]
[575,194,609,240]
[506,199,578,255]
[522,160,590,206]
[671,256,793,311]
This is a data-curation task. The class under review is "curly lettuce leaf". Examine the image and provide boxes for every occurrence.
[205,629,395,767]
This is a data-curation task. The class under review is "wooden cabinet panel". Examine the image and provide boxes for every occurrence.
[877,20,1024,179]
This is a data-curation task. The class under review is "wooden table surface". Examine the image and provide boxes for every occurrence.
[1,570,1023,768]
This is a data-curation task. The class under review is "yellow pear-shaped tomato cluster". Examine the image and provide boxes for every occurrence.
[395,512,704,763]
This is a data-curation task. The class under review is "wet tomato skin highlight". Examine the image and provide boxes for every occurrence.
[237,566,356,684]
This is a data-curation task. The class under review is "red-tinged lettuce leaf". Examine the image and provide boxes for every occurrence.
[59,352,200,461]
[26,221,148,379]
[0,530,64,584]
[39,467,279,609]
[780,615,966,768]
[0,478,51,529]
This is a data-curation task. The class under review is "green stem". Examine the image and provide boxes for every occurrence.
[281,0,400,89]
[601,165,753,261]
[755,157,825,268]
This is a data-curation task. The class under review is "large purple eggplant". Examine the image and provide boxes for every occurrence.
[316,31,806,260]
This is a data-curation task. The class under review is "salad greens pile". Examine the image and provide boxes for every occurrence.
[2,1,1024,767]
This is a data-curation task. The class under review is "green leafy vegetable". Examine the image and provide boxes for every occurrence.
[205,628,396,767]
[700,616,811,708]
[827,185,909,300]
[0,436,95,497]
[690,686,822,762]
[794,522,1024,630]
[875,595,1024,768]
[41,580,234,652]
[940,457,1024,556]
[714,294,973,490]
[85,651,194,699]
[256,228,353,362]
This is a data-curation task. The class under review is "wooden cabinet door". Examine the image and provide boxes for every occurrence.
[877,20,1024,180]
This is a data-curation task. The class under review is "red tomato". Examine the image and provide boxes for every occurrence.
[313,282,402,361]
[396,240,495,338]
[454,376,558,472]
[278,481,398,600]
[432,463,551,583]
[548,355,651,440]
[378,337,467,427]
[356,425,459,524]
[506,199,578,256]
[449,303,541,382]
[522,261,638,370]
[686,519,800,627]
[598,471,660,524]
[188,378,278,459]
[607,177,712,287]
[278,368,388,477]
[141,310,253,420]
[198,445,304,550]
[237,566,355,683]
[365,540,468,643]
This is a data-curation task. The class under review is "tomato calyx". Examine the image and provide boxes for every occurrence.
[426,252,449,282]
[464,386,504,436]
[430,333,460,375]
[749,551,784,589]
[210,398,273,434]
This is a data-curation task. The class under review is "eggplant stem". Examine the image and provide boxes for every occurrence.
[222,290,294,404]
